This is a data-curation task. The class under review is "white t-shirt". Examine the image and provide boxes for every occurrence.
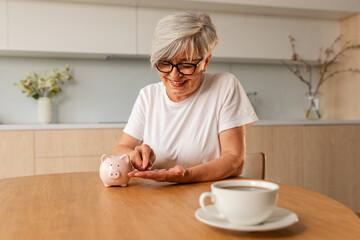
[124,72,258,169]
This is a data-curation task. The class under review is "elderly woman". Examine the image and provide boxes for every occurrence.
[113,11,257,183]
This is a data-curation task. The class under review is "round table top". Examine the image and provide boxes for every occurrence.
[0,172,359,240]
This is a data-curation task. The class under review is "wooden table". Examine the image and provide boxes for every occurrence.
[0,172,359,240]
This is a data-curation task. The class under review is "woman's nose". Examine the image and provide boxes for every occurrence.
[168,66,181,79]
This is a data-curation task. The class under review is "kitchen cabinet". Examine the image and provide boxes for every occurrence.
[244,15,339,61]
[1,1,342,62]
[247,124,360,213]
[136,7,339,62]
[0,128,122,178]
[1,124,359,212]
[137,8,248,59]
[0,131,34,178]
[34,128,123,174]
[0,0,7,50]
[136,8,173,56]
[210,12,247,59]
[246,126,303,187]
[137,8,248,58]
[7,1,136,55]
[302,125,360,214]
[34,129,122,158]
[35,156,100,175]
[39,0,360,20]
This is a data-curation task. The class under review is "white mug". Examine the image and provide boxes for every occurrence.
[199,180,279,225]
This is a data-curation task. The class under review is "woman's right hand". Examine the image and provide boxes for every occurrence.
[129,144,156,171]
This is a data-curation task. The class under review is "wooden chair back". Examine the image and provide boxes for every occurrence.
[240,152,265,179]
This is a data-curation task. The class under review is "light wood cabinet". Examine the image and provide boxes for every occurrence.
[0,131,34,178]
[0,0,7,50]
[34,129,123,158]
[302,125,360,212]
[247,124,360,212]
[34,156,100,175]
[1,125,359,212]
[247,126,303,187]
[8,1,136,54]
[0,128,123,179]
[34,128,123,174]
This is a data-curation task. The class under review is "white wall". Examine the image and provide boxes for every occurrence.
[232,63,315,120]
[0,56,312,124]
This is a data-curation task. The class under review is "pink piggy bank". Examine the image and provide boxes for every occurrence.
[99,154,132,187]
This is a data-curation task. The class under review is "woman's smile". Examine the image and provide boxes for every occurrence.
[168,78,187,87]
[161,71,201,102]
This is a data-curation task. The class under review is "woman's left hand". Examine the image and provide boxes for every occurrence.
[127,165,187,182]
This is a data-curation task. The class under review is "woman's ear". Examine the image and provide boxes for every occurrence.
[202,54,212,72]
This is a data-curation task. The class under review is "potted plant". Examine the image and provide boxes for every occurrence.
[14,64,73,124]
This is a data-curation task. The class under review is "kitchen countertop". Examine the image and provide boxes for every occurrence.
[1,120,360,130]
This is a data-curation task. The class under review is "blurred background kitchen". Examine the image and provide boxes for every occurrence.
[2,0,355,124]
[1,0,360,217]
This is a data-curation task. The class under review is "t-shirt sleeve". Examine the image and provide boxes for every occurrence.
[123,90,146,141]
[218,76,258,133]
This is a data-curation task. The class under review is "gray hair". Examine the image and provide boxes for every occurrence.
[150,11,218,68]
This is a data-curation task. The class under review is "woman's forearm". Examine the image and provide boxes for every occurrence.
[112,132,142,156]
[184,153,245,182]
[112,143,134,156]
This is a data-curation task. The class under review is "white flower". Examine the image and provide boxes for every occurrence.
[13,65,73,99]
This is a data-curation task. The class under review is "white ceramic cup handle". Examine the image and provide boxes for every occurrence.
[199,192,226,220]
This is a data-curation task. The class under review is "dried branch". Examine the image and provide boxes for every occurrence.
[282,35,360,119]
[283,34,360,96]
[281,60,310,87]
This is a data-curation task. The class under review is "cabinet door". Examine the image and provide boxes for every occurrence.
[35,156,100,175]
[137,8,175,56]
[303,125,360,212]
[0,131,34,178]
[245,15,340,60]
[8,1,136,54]
[34,129,123,158]
[34,128,123,175]
[137,9,248,59]
[0,0,7,50]
[246,126,303,187]
[210,12,247,59]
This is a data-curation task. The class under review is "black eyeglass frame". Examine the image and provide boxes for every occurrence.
[156,58,204,75]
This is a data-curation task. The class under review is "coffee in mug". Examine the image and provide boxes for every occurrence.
[220,186,271,191]
[199,180,279,225]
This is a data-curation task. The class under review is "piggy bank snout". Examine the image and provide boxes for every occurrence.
[109,170,121,179]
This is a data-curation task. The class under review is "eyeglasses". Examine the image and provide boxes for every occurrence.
[156,58,203,75]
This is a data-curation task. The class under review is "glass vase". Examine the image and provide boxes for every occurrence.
[304,91,323,120]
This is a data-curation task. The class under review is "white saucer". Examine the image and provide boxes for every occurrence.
[195,205,298,232]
